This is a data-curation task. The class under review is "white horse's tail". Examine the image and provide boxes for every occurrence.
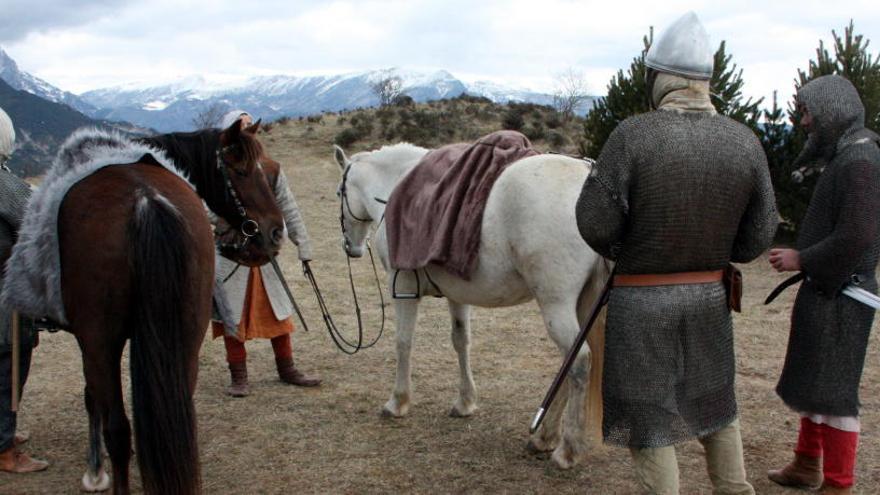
[577,257,612,444]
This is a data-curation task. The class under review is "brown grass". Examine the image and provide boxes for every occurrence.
[2,114,879,494]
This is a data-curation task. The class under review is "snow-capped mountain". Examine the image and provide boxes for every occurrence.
[79,68,595,132]
[0,48,95,114]
[0,46,595,134]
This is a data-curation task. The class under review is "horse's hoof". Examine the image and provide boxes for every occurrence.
[551,442,581,470]
[81,469,111,492]
[380,399,409,418]
[380,406,407,418]
[448,403,476,418]
[525,437,555,454]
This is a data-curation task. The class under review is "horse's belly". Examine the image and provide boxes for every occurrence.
[428,260,533,307]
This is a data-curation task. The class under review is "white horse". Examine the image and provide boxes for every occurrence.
[333,143,608,468]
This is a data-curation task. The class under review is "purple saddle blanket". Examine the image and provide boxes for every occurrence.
[385,130,538,279]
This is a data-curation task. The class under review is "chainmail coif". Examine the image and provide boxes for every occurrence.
[777,75,880,417]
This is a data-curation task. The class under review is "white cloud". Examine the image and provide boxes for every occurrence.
[2,0,879,107]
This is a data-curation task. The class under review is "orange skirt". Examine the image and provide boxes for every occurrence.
[212,267,293,341]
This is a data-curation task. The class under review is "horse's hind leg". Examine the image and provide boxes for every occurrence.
[536,299,590,470]
[448,301,477,417]
[81,388,110,492]
[80,336,131,494]
[526,377,569,453]
[382,296,420,418]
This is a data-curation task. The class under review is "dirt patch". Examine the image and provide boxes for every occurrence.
[3,118,879,494]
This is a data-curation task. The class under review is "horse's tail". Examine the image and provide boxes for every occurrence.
[127,191,200,495]
[577,256,610,444]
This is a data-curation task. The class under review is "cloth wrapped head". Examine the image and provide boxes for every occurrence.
[645,12,716,115]
[220,109,253,130]
[0,107,14,166]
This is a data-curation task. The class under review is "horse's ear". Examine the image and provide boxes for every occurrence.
[333,145,349,170]
[245,119,262,134]
[225,118,243,141]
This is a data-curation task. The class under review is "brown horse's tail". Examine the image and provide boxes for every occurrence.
[127,191,200,495]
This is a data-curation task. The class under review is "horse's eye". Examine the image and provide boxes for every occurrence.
[233,167,248,178]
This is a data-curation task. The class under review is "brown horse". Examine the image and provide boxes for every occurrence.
[58,120,284,495]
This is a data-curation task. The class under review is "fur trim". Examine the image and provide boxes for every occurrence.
[2,127,192,324]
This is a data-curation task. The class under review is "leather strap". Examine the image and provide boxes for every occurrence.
[614,270,724,287]
[764,272,805,305]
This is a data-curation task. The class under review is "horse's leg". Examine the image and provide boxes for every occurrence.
[526,377,569,453]
[381,295,420,418]
[448,301,477,417]
[81,336,131,495]
[536,299,591,470]
[81,386,110,492]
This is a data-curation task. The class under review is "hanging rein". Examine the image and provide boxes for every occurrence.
[300,163,387,355]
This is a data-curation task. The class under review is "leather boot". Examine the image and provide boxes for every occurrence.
[226,361,250,397]
[767,452,823,489]
[0,447,49,473]
[820,484,852,495]
[276,357,321,387]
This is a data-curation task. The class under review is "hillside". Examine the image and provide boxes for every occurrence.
[261,94,588,159]
[0,79,100,176]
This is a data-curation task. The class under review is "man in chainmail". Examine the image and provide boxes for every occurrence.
[576,12,777,494]
[766,75,880,495]
[0,106,49,473]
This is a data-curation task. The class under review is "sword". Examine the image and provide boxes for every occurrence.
[765,273,880,310]
[842,285,880,309]
[530,272,613,434]
[269,257,310,332]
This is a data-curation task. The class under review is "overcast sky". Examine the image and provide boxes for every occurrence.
[3,0,878,106]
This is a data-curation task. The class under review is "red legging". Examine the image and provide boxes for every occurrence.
[223,334,292,364]
[795,417,859,488]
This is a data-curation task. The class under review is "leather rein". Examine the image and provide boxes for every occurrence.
[298,164,386,354]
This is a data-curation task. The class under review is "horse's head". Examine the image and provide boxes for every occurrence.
[334,145,378,258]
[211,119,286,266]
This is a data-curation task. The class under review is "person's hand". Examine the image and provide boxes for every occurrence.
[769,248,801,272]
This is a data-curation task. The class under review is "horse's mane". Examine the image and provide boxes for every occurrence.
[237,130,264,170]
[353,142,429,167]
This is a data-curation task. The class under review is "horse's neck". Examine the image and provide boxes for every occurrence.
[375,151,426,197]
[144,131,220,198]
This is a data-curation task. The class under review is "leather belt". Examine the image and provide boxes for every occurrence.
[613,270,724,287]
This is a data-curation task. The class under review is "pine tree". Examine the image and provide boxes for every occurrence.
[766,21,880,236]
[793,21,880,128]
[582,32,762,157]
[711,41,762,131]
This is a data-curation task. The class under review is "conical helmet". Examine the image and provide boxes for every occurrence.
[645,12,713,80]
[0,107,14,161]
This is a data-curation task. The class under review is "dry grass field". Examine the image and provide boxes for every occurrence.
[2,110,879,494]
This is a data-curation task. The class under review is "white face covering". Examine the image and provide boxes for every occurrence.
[652,72,717,115]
